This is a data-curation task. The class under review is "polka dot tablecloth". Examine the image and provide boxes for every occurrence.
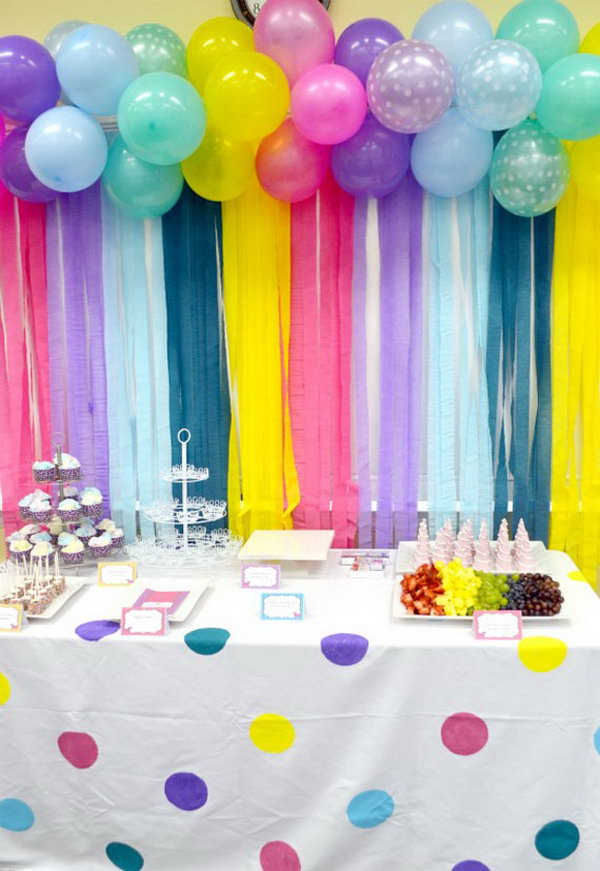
[0,549,599,869]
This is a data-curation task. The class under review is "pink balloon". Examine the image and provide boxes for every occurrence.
[291,64,367,145]
[254,0,335,86]
[256,118,330,202]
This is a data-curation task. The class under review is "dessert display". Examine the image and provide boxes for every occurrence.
[1,552,67,616]
[413,517,537,573]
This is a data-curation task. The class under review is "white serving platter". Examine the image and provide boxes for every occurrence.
[26,579,86,620]
[395,540,548,575]
[238,529,334,562]
[104,579,210,623]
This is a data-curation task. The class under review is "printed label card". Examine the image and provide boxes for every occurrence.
[261,592,305,621]
[0,603,23,632]
[98,561,137,586]
[121,606,167,636]
[473,610,523,640]
[242,564,281,589]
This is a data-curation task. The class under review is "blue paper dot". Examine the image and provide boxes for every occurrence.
[0,798,35,831]
[535,820,579,860]
[106,841,144,871]
[346,789,394,829]
[593,727,600,755]
[184,627,230,656]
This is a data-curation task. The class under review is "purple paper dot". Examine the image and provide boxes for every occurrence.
[75,620,120,642]
[320,633,369,666]
[164,772,208,811]
[453,862,490,871]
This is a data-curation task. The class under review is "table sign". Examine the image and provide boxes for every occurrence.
[0,603,23,632]
[131,589,189,616]
[242,564,280,589]
[98,561,137,586]
[340,551,390,566]
[474,610,523,640]
[261,592,305,621]
[121,606,167,636]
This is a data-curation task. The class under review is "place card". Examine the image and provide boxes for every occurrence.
[131,589,189,616]
[261,592,304,621]
[242,564,280,589]
[340,550,390,566]
[473,610,523,640]
[121,606,167,636]
[98,561,137,586]
[0,603,23,633]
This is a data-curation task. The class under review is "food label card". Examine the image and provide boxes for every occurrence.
[242,564,280,589]
[131,589,189,616]
[121,606,167,636]
[0,603,23,632]
[474,610,523,640]
[261,592,304,621]
[98,561,137,586]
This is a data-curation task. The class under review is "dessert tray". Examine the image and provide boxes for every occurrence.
[101,579,211,624]
[26,579,86,620]
[395,539,548,574]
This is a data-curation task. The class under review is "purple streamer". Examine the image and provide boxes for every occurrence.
[406,175,423,539]
[45,203,67,444]
[352,198,371,547]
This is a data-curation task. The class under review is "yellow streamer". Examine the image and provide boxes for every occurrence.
[222,178,299,539]
[550,184,600,587]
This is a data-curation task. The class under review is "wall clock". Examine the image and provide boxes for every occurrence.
[231,0,331,27]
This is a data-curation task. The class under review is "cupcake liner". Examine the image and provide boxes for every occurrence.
[58,468,81,482]
[57,508,82,523]
[19,507,32,520]
[62,550,84,565]
[89,544,113,560]
[9,552,30,563]
[82,503,102,519]
[30,509,53,524]
[34,468,57,483]
[110,535,124,550]
[75,533,94,546]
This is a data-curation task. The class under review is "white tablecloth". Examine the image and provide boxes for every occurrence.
[1,550,599,870]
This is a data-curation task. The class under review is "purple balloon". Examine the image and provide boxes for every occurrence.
[332,113,410,197]
[0,126,57,202]
[335,18,404,85]
[0,36,60,122]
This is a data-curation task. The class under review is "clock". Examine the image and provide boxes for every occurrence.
[231,0,330,27]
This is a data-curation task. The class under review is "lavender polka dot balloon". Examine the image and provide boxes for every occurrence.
[367,38,454,134]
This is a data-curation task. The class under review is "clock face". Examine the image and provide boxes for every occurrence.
[231,0,330,26]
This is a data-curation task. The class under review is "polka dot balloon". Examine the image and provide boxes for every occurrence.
[126,24,186,77]
[457,39,542,131]
[367,38,454,134]
[491,119,569,218]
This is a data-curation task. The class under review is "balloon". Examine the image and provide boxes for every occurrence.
[182,128,254,202]
[254,0,335,87]
[118,72,206,166]
[44,20,86,57]
[126,24,187,76]
[456,40,542,131]
[0,125,58,202]
[497,1,579,73]
[205,52,289,142]
[413,1,493,78]
[0,116,5,145]
[102,135,183,218]
[291,64,367,145]
[581,23,600,55]
[56,24,138,116]
[571,136,600,200]
[367,39,454,134]
[187,17,253,95]
[256,119,330,202]
[25,106,108,193]
[490,119,569,217]
[536,54,600,141]
[0,36,60,122]
[410,107,493,197]
[335,19,403,86]
[331,113,409,197]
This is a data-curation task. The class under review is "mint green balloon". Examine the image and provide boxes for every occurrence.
[102,135,183,218]
[497,1,579,73]
[536,53,600,141]
[118,72,206,165]
[126,23,186,76]
[491,119,569,218]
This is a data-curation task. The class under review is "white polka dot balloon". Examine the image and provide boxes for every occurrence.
[366,38,454,134]
[457,39,542,131]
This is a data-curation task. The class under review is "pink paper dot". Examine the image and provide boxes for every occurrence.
[260,840,301,871]
[57,731,99,769]
[441,713,488,756]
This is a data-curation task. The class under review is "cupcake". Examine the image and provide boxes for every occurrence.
[31,541,54,559]
[57,497,82,523]
[9,539,32,561]
[74,524,95,547]
[96,518,116,533]
[30,532,52,544]
[63,485,79,499]
[88,533,113,560]
[80,487,103,519]
[54,452,81,482]
[110,528,124,550]
[18,494,33,520]
[33,460,57,483]
[61,538,85,566]
[18,523,42,538]
[29,497,53,524]
[58,532,77,547]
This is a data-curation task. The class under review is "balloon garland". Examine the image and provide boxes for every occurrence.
[0,0,599,218]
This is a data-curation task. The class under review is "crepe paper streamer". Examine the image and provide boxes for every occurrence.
[223,176,299,538]
[163,187,230,517]
[46,201,69,452]
[550,186,600,587]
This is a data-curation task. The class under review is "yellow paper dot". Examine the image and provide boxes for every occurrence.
[568,571,594,588]
[249,713,295,753]
[0,673,11,705]
[518,636,568,673]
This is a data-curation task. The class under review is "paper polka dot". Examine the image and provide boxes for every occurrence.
[453,863,490,871]
[441,713,488,756]
[535,820,580,860]
[260,840,301,871]
[518,637,568,672]
[0,672,11,705]
[250,714,295,753]
[0,798,35,831]
[593,727,600,755]
[320,633,369,666]
[347,789,394,828]
[58,732,99,769]
[75,620,120,642]
[568,571,592,585]
[106,841,144,871]
[184,627,230,656]
[164,772,208,811]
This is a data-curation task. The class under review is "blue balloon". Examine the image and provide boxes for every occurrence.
[25,106,108,193]
[411,107,493,197]
[56,24,138,116]
[102,135,183,218]
[413,1,493,78]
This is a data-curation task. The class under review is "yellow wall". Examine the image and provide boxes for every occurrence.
[3,0,597,44]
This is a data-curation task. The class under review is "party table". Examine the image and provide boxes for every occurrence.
[0,549,599,871]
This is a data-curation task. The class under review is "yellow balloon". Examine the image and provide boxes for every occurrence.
[204,51,290,142]
[187,17,253,94]
[571,136,600,201]
[182,128,254,202]
[581,22,600,54]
